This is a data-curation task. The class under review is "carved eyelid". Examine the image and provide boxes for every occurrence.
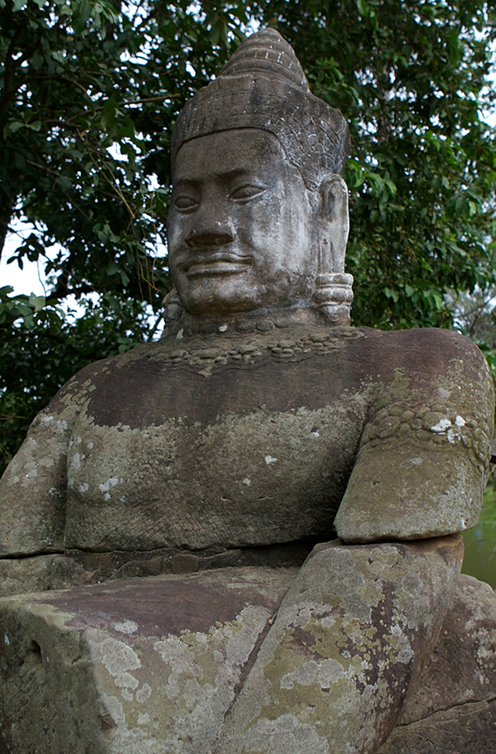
[172,179,265,208]
[229,185,266,201]
[174,195,199,211]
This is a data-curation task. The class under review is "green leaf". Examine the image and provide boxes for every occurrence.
[7,121,26,133]
[28,295,46,313]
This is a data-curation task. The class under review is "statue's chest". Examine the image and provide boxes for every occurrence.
[63,354,367,551]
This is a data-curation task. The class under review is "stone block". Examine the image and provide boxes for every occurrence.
[0,567,296,754]
[378,574,496,753]
[2,555,496,754]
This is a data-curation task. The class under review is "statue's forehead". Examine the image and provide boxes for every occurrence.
[173,128,285,181]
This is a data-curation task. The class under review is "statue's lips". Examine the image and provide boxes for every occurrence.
[182,253,252,277]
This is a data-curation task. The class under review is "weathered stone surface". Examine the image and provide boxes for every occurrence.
[1,32,494,580]
[388,700,496,754]
[377,574,496,753]
[172,29,350,194]
[0,567,296,754]
[0,323,492,578]
[0,540,315,598]
[213,536,463,754]
[333,333,494,543]
[2,551,496,754]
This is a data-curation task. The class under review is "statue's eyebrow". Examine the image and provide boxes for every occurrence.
[172,177,201,189]
[213,167,254,181]
[173,167,260,186]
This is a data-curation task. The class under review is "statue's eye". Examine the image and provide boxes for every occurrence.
[174,195,198,210]
[230,185,265,202]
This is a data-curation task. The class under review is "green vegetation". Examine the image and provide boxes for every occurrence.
[1,0,496,473]
[462,469,496,587]
[480,470,496,526]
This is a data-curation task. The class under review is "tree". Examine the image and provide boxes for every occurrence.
[250,0,496,329]
[0,0,245,469]
[1,0,496,473]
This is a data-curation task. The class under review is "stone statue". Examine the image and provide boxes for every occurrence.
[0,29,495,754]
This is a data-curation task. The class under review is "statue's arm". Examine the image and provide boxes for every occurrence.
[213,536,463,754]
[0,405,73,558]
[212,331,493,754]
[335,328,494,542]
[0,369,91,559]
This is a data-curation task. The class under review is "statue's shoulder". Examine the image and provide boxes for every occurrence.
[354,326,491,381]
[46,342,163,412]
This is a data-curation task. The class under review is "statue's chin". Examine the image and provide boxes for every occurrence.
[179,290,264,317]
[175,272,314,318]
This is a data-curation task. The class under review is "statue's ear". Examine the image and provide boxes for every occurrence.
[318,174,349,274]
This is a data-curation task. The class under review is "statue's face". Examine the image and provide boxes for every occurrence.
[168,129,318,316]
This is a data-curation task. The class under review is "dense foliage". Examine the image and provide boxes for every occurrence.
[1,0,496,472]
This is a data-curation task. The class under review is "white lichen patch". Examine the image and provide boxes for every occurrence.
[23,460,38,479]
[98,476,120,493]
[40,415,68,434]
[280,658,344,690]
[153,635,203,699]
[400,457,423,469]
[79,599,274,754]
[71,453,81,470]
[132,604,273,752]
[114,671,139,690]
[136,683,152,703]
[38,456,55,468]
[437,387,451,398]
[96,637,141,677]
[113,620,139,635]
[430,418,452,433]
[244,713,330,754]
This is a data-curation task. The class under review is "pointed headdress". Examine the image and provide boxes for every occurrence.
[171,29,350,190]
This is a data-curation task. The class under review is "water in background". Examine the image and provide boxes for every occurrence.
[462,473,496,589]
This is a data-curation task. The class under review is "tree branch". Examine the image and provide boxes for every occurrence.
[0,28,22,122]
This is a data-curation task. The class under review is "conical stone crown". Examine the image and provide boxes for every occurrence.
[219,27,310,91]
[171,29,350,189]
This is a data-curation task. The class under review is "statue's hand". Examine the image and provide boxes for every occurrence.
[212,536,463,754]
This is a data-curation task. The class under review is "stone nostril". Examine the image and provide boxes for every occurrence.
[185,232,233,249]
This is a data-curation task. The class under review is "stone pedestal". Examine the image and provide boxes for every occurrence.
[377,574,496,753]
[1,568,495,754]
[0,567,295,754]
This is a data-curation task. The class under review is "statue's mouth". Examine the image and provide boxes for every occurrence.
[183,253,253,277]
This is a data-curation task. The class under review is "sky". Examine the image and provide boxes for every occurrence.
[1,225,47,298]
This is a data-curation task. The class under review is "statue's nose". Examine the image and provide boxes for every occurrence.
[185,230,233,249]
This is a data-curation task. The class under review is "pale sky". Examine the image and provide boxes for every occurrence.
[1,228,47,297]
